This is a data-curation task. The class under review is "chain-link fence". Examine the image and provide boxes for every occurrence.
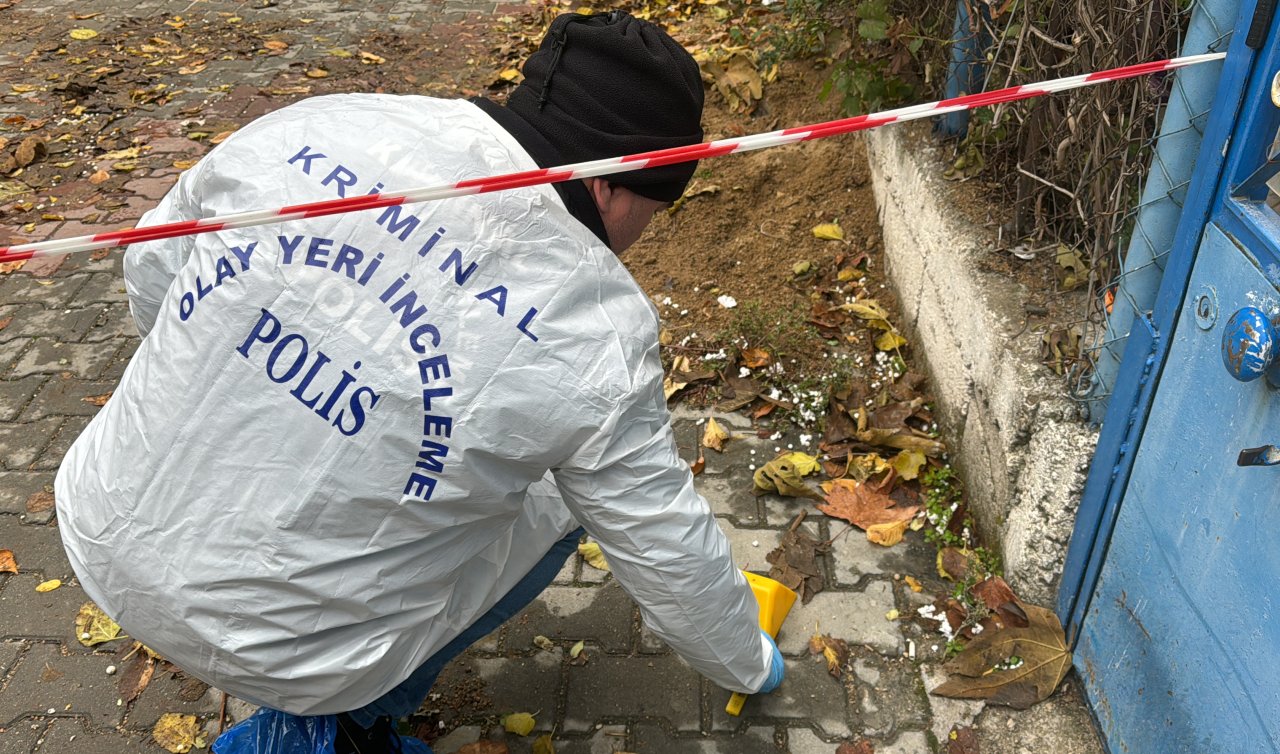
[954,0,1235,421]
[1075,0,1236,420]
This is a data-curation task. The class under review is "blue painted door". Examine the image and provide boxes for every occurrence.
[1074,11,1280,752]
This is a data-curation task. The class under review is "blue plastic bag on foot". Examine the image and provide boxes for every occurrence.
[212,708,433,754]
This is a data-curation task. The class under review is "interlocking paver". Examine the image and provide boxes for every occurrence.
[631,723,778,753]
[10,341,114,381]
[0,472,55,517]
[563,655,700,732]
[34,718,156,753]
[467,652,562,733]
[505,583,636,654]
[0,574,94,648]
[65,275,129,307]
[0,718,43,754]
[0,376,43,422]
[778,581,903,657]
[0,643,124,729]
[32,417,92,471]
[80,304,137,343]
[0,277,89,309]
[0,522,71,580]
[711,659,849,738]
[18,378,114,422]
[0,306,100,345]
[0,417,60,470]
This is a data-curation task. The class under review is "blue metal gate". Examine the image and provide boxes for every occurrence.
[1061,2,1280,751]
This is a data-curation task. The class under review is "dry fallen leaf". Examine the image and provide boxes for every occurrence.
[360,50,386,65]
[76,602,124,646]
[533,635,554,651]
[818,479,918,530]
[306,68,329,78]
[532,734,556,754]
[937,547,976,581]
[117,650,156,702]
[689,450,705,476]
[701,417,731,452]
[503,712,537,736]
[264,39,289,51]
[945,725,980,754]
[35,579,61,592]
[890,450,926,481]
[866,519,908,547]
[753,454,821,499]
[82,392,112,407]
[837,740,875,754]
[0,317,11,333]
[741,347,771,368]
[89,169,110,184]
[25,491,54,513]
[578,540,609,572]
[812,222,845,241]
[152,713,201,753]
[931,601,1072,709]
[875,330,908,351]
[904,575,924,593]
[0,549,17,573]
[209,130,234,145]
[807,633,849,678]
[766,514,825,603]
[569,640,585,659]
[457,742,509,754]
[69,28,99,40]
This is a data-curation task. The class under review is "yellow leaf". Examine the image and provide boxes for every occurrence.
[840,299,891,321]
[498,68,522,82]
[812,222,844,241]
[360,50,386,65]
[885,609,900,621]
[904,575,923,593]
[75,602,124,646]
[867,519,908,547]
[35,579,61,592]
[153,713,199,753]
[172,159,198,170]
[578,541,609,572]
[533,733,556,754]
[0,549,17,573]
[209,130,234,145]
[837,267,860,282]
[533,635,554,651]
[569,640,585,659]
[164,19,187,29]
[503,712,537,736]
[890,450,926,480]
[69,28,99,40]
[779,451,821,476]
[177,62,207,75]
[701,417,732,452]
[11,84,36,93]
[306,68,329,78]
[876,330,908,351]
[328,48,354,58]
[102,147,141,160]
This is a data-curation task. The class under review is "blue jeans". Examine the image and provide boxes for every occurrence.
[345,527,585,728]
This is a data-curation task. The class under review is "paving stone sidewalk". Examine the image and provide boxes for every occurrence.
[0,1,1104,752]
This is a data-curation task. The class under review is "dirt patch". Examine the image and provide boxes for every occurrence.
[628,63,883,350]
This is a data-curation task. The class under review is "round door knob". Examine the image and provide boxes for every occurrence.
[1222,306,1279,382]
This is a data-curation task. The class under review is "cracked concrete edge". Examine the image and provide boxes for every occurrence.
[862,124,1099,608]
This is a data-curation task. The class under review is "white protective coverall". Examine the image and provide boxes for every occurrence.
[55,94,771,715]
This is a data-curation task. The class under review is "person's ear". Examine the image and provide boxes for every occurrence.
[584,177,616,215]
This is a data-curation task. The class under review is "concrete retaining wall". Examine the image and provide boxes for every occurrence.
[863,125,1098,606]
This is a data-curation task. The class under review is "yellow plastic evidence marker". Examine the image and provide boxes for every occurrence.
[726,571,799,716]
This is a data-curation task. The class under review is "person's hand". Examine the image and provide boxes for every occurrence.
[757,630,785,693]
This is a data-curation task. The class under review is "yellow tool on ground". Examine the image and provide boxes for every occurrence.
[725,571,798,716]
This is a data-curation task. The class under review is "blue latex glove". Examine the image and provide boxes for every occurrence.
[757,630,785,694]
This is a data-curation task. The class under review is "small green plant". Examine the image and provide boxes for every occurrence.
[920,465,965,549]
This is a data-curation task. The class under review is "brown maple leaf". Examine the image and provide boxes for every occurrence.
[818,479,918,530]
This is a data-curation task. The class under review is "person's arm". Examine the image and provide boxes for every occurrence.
[122,164,206,337]
[553,388,775,693]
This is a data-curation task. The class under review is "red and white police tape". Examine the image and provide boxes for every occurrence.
[0,51,1227,265]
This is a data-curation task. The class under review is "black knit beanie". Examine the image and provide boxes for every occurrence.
[506,11,705,203]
